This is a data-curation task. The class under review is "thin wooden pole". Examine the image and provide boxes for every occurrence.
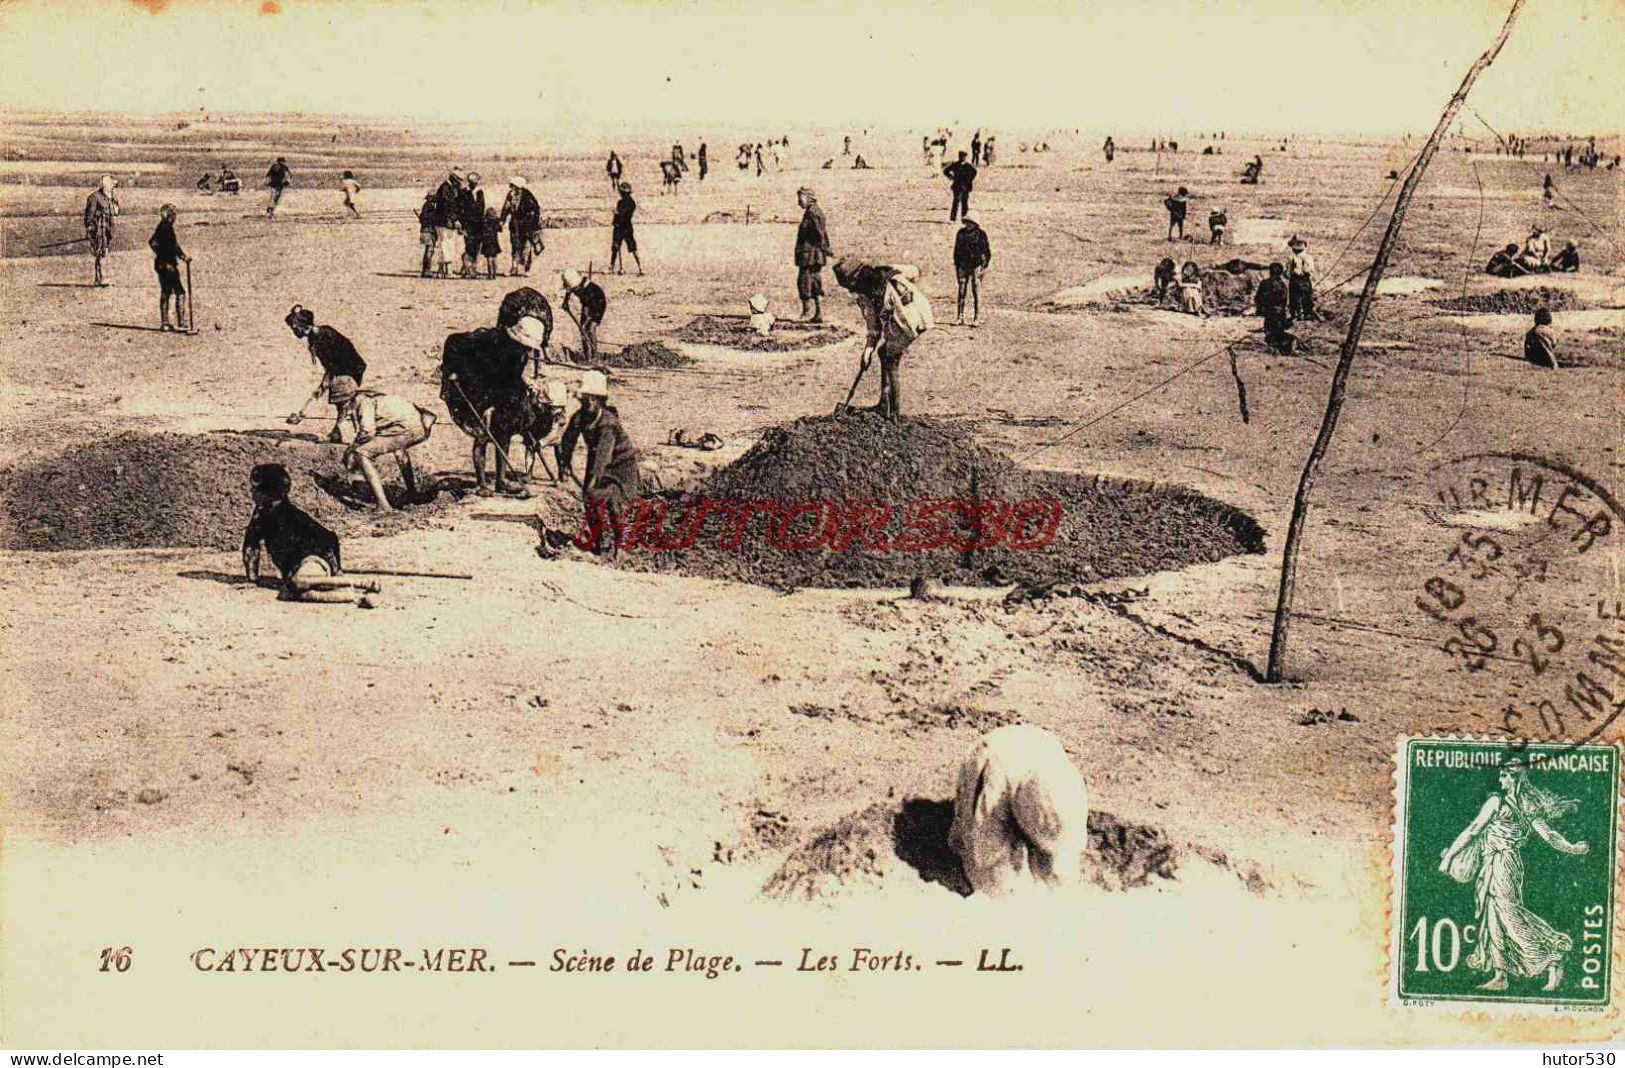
[1265,0,1526,683]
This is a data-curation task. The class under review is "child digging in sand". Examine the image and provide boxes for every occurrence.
[242,463,380,607]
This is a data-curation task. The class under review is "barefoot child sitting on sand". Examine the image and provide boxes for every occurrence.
[242,463,379,607]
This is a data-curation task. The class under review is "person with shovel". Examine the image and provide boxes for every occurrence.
[832,257,933,419]
[328,375,437,512]
[83,175,120,286]
[148,204,191,332]
[284,305,366,438]
[440,309,548,497]
[561,268,606,364]
[557,369,642,559]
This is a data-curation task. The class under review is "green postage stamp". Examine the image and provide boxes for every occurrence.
[1392,737,1619,1010]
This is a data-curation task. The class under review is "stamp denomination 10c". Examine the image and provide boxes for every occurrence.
[1392,736,1618,1010]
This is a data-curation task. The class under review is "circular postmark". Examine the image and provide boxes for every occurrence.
[1416,452,1623,748]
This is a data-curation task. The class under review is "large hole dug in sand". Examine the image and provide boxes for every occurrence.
[761,799,1181,901]
[0,432,453,551]
[673,314,854,353]
[627,413,1264,590]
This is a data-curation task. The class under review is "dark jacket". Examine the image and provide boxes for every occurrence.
[148,219,183,266]
[460,187,486,232]
[1255,277,1290,321]
[613,193,637,232]
[480,215,503,257]
[953,223,991,272]
[571,282,607,325]
[794,204,832,268]
[433,178,461,228]
[500,187,541,237]
[440,327,531,435]
[266,162,292,189]
[558,404,641,499]
[307,325,366,383]
[243,498,340,583]
[943,160,977,191]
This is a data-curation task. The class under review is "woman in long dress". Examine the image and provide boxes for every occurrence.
[1438,765,1590,991]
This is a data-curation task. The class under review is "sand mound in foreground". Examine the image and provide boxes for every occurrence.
[0,431,452,551]
[761,798,1181,901]
[630,412,1264,590]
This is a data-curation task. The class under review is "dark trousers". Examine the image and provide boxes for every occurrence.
[1289,276,1316,320]
[1263,315,1295,355]
[950,188,971,220]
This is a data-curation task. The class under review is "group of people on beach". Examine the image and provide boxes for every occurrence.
[415,169,543,279]
[1485,223,1579,278]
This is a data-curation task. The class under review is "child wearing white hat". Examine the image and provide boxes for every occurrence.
[748,294,775,336]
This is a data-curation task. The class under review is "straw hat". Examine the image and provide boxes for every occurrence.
[748,294,769,314]
[578,369,609,397]
[509,176,527,188]
[506,315,549,351]
[560,268,584,290]
[542,379,569,407]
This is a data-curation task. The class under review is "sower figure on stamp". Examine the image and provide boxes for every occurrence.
[83,175,120,287]
[1439,764,1588,992]
[949,725,1091,896]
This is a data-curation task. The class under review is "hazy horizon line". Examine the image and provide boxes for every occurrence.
[4,107,1618,145]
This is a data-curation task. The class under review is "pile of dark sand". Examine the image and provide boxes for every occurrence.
[600,340,693,369]
[1432,286,1592,314]
[0,431,450,551]
[673,314,854,353]
[761,798,1181,901]
[630,412,1264,590]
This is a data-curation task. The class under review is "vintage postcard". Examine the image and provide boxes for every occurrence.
[1,0,1621,1052]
